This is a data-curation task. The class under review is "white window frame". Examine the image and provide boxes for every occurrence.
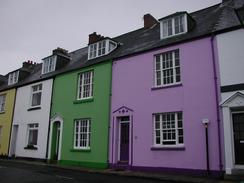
[0,94,6,113]
[74,119,91,150]
[88,39,117,60]
[153,112,184,147]
[160,14,187,39]
[154,49,181,87]
[77,70,94,100]
[42,55,57,74]
[8,71,19,85]
[27,123,39,146]
[30,83,42,108]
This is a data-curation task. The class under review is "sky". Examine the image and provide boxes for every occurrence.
[0,0,221,75]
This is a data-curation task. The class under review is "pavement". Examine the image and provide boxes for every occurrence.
[1,158,244,183]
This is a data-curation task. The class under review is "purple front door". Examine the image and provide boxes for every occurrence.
[119,116,130,163]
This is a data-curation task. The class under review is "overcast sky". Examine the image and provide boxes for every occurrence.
[0,0,221,75]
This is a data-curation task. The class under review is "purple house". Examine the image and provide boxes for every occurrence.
[108,2,241,175]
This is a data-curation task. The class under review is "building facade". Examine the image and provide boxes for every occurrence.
[109,37,222,174]
[48,60,112,169]
[0,88,16,155]
[9,79,53,159]
[217,29,244,174]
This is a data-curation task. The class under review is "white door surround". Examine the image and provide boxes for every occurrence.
[48,114,63,161]
[221,92,244,174]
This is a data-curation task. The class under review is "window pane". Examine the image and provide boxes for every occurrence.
[154,112,183,146]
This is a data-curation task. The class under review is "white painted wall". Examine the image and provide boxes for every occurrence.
[10,79,53,159]
[217,29,244,86]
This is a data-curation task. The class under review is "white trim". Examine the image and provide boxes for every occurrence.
[42,55,57,74]
[118,119,130,162]
[73,119,91,150]
[88,39,117,60]
[29,83,43,108]
[221,92,244,174]
[77,71,93,100]
[48,114,63,160]
[8,71,19,85]
[160,14,188,39]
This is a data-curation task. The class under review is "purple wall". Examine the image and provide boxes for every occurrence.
[110,37,221,172]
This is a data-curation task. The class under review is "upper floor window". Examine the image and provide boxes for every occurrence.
[42,56,56,74]
[77,70,93,100]
[88,39,117,60]
[153,112,184,147]
[74,119,91,149]
[8,71,19,85]
[160,14,187,39]
[30,84,42,107]
[0,94,6,113]
[154,49,181,87]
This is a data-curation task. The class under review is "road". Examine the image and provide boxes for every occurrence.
[0,160,175,183]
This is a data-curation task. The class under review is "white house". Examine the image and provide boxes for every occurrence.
[9,79,53,159]
[217,25,244,174]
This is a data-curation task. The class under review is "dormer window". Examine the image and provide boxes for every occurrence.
[88,39,117,60]
[8,71,19,85]
[42,55,57,74]
[160,14,187,39]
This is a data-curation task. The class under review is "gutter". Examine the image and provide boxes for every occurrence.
[210,35,223,171]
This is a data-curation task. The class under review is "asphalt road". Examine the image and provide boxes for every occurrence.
[0,160,174,183]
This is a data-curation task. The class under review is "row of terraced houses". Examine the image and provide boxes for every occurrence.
[0,0,244,176]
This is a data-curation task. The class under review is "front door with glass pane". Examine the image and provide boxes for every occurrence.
[119,116,130,164]
[233,112,244,165]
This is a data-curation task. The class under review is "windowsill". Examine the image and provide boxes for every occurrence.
[27,106,41,111]
[70,148,91,152]
[24,145,38,150]
[151,146,185,151]
[151,83,182,90]
[161,31,187,40]
[0,111,5,114]
[73,98,94,104]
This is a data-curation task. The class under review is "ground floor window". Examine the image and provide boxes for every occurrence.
[27,123,38,146]
[74,119,91,149]
[154,112,184,146]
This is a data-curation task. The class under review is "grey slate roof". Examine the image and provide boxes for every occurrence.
[0,0,243,92]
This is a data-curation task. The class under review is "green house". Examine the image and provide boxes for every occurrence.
[48,34,116,169]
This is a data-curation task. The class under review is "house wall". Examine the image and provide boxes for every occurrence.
[217,29,244,87]
[110,37,221,172]
[11,79,53,159]
[51,61,112,169]
[217,29,244,174]
[0,89,16,155]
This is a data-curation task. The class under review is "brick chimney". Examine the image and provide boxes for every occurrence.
[53,47,69,56]
[22,60,37,69]
[143,14,158,29]
[88,32,105,45]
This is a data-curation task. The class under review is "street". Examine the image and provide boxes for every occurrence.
[0,160,174,183]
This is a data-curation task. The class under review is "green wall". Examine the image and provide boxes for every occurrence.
[51,60,112,169]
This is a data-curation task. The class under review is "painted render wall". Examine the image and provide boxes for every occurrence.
[51,61,112,168]
[217,29,244,87]
[216,29,244,174]
[110,38,221,172]
[0,89,16,155]
[11,79,53,159]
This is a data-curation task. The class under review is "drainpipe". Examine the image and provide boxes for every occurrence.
[45,77,55,161]
[210,35,223,172]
